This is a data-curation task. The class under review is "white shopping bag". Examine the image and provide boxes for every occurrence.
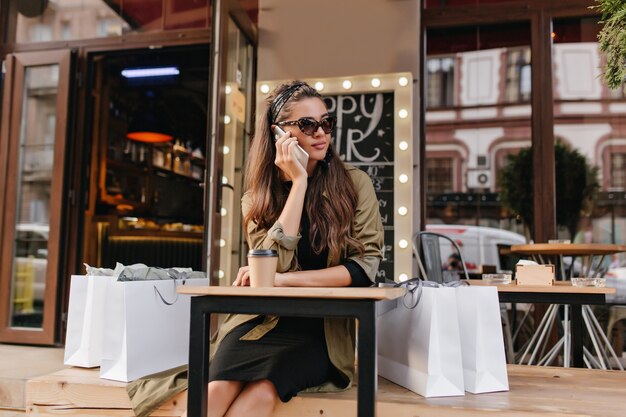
[377,283,465,397]
[64,275,117,367]
[455,286,509,394]
[99,278,207,382]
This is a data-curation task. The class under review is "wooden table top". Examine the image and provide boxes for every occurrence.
[510,243,626,256]
[467,279,616,294]
[177,285,406,300]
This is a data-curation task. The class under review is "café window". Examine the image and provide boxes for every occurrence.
[28,24,53,42]
[97,18,124,37]
[611,153,626,189]
[61,21,71,40]
[426,56,455,108]
[426,158,454,194]
[505,47,531,103]
[13,0,211,43]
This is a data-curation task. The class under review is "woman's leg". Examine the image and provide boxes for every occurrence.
[181,380,244,417]
[208,381,244,417]
[224,379,278,417]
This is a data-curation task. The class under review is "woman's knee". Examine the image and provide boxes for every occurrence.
[208,380,242,399]
[245,380,279,406]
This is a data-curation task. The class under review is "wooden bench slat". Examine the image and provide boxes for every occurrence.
[25,365,626,416]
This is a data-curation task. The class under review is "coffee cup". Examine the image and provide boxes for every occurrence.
[247,249,278,287]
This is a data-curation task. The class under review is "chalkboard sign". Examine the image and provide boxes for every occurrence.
[324,92,396,282]
[257,74,413,282]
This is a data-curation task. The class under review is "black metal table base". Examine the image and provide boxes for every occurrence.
[498,292,605,368]
[187,296,377,417]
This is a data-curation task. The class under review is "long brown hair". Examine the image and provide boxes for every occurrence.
[243,80,364,262]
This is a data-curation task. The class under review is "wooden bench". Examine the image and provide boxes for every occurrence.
[25,365,626,416]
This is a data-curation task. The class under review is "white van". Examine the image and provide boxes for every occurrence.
[425,224,527,273]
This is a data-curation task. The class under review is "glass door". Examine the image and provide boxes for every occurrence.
[0,50,72,344]
[205,0,256,284]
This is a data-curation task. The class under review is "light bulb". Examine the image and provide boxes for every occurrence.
[224,115,231,125]
[219,239,226,247]
[260,84,270,94]
[398,206,408,216]
[398,109,408,119]
[218,270,225,279]
[223,145,230,155]
[225,85,232,94]
[399,141,409,151]
[314,81,324,91]
[371,78,381,88]
[342,80,352,90]
[399,174,408,183]
[399,239,408,249]
[222,176,228,184]
[398,76,409,87]
[221,207,228,216]
[399,273,409,281]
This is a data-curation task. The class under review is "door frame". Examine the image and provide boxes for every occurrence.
[0,49,72,344]
[60,38,215,343]
[205,0,257,285]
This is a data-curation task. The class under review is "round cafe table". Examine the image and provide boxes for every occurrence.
[510,243,626,279]
[510,243,626,256]
[508,243,626,369]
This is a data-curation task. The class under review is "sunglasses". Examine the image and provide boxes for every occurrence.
[276,116,337,136]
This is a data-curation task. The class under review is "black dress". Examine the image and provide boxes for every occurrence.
[208,210,370,402]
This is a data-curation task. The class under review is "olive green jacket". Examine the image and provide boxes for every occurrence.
[211,164,384,393]
[126,164,383,417]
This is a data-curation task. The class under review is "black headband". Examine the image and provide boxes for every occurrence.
[268,82,306,125]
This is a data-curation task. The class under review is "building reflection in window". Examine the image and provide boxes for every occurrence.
[426,57,455,108]
[425,23,532,269]
[505,47,531,103]
[14,0,213,43]
[552,17,626,262]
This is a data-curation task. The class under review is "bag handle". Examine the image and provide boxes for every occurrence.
[393,278,468,309]
[153,279,179,306]
[154,270,195,305]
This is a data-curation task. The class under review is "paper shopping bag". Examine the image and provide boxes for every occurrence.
[64,275,117,367]
[99,278,207,382]
[455,286,509,394]
[377,284,465,397]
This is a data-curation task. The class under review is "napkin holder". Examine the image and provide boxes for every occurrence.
[515,264,555,286]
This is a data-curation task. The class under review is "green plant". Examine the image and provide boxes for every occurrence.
[498,147,534,238]
[498,141,599,239]
[595,0,626,89]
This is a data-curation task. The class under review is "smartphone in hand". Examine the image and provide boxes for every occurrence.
[272,125,309,168]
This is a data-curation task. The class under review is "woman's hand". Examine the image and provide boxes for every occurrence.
[234,266,284,287]
[274,130,307,182]
[233,266,250,286]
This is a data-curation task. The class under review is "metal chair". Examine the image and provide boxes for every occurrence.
[412,231,470,283]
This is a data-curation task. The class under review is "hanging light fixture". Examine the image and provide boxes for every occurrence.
[126,111,173,143]
[126,100,174,143]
